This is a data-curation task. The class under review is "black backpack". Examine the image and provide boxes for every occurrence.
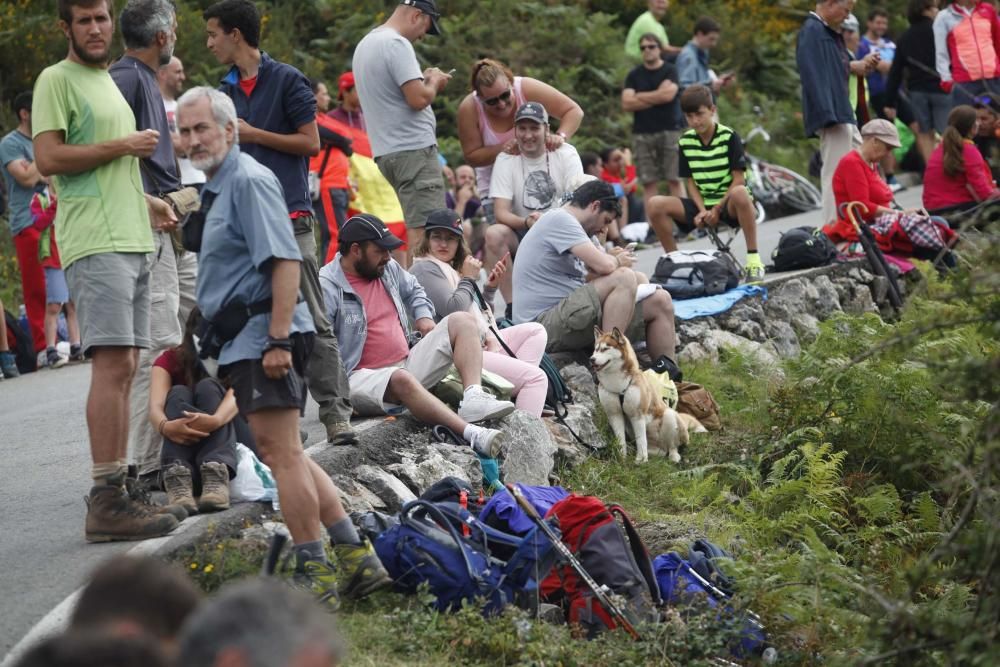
[771,226,837,272]
[652,250,741,299]
[4,309,37,374]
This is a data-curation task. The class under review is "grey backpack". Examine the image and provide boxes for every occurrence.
[652,250,741,299]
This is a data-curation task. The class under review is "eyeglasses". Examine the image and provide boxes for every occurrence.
[640,44,659,51]
[482,89,513,107]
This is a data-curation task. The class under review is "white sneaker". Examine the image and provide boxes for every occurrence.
[468,428,505,459]
[458,386,515,423]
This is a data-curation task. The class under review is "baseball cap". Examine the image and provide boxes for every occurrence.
[861,118,902,148]
[400,0,441,36]
[424,208,463,236]
[514,102,549,125]
[340,213,404,250]
[337,71,355,99]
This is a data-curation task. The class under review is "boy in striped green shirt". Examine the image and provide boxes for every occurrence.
[646,84,765,280]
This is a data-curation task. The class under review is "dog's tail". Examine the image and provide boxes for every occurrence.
[677,412,708,435]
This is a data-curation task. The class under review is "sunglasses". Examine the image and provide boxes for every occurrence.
[483,89,513,107]
[640,44,659,51]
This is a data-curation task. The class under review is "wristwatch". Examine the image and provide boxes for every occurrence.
[263,336,293,353]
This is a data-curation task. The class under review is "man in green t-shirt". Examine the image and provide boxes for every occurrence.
[32,0,182,543]
[625,0,681,61]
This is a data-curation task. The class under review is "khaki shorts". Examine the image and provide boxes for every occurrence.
[633,130,681,184]
[65,251,151,355]
[376,146,446,229]
[349,313,468,416]
[536,283,645,353]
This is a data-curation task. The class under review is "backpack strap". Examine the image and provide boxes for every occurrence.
[609,505,661,605]
[401,500,490,588]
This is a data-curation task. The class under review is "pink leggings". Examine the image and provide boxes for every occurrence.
[483,322,548,417]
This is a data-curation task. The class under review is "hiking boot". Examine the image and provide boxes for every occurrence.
[126,475,188,522]
[333,538,392,599]
[458,386,515,423]
[85,484,179,543]
[69,343,84,362]
[325,420,358,446]
[652,355,683,382]
[469,427,506,459]
[198,461,231,513]
[46,347,67,369]
[744,255,766,283]
[162,463,198,516]
[0,351,19,379]
[291,559,341,610]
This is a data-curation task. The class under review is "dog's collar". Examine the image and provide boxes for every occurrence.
[616,376,634,399]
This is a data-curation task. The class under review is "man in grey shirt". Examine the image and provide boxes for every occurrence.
[512,180,679,369]
[353,0,451,265]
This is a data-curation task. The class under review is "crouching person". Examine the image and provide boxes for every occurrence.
[176,87,390,604]
[319,214,513,457]
[512,180,681,376]
[148,309,255,515]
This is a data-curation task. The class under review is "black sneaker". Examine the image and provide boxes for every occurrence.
[69,343,84,362]
[652,355,683,382]
[46,347,67,369]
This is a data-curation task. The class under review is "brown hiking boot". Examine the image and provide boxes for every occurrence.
[85,484,179,543]
[325,420,358,446]
[126,475,188,522]
[162,463,198,516]
[198,461,231,513]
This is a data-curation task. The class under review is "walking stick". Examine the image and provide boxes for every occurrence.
[506,484,642,639]
[841,202,904,311]
[261,526,290,576]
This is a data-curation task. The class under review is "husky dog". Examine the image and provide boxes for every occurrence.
[590,327,689,463]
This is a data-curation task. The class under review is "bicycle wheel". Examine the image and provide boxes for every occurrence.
[762,164,821,212]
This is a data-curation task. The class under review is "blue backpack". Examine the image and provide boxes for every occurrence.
[374,499,560,615]
[654,549,768,659]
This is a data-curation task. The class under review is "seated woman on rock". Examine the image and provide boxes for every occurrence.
[148,309,256,515]
[825,119,956,268]
[409,209,549,417]
[922,105,999,224]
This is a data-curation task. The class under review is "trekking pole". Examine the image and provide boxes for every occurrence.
[261,526,290,576]
[505,484,642,640]
[841,202,904,310]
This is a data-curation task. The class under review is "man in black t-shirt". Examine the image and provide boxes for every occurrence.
[622,32,683,212]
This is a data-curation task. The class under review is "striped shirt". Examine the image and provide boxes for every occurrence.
[678,123,748,207]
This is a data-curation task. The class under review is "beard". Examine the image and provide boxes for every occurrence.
[189,148,227,174]
[158,42,175,67]
[356,254,387,280]
[69,33,110,66]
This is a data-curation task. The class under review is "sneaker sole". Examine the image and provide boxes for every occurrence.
[341,568,393,599]
[458,402,516,423]
[476,430,506,459]
[85,520,179,543]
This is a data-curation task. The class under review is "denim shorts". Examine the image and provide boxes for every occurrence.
[44,267,70,305]
[909,90,950,134]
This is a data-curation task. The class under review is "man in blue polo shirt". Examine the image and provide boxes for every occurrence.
[177,86,390,603]
[204,0,357,446]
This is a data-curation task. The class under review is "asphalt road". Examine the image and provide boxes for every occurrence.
[0,186,923,660]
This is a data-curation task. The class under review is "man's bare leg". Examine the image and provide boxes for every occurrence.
[248,408,323,545]
[305,457,348,528]
[642,181,659,217]
[447,312,484,387]
[385,369,469,434]
[88,346,139,466]
[667,179,685,197]
[646,195,687,252]
[589,267,638,332]
[641,289,677,360]
[726,186,758,252]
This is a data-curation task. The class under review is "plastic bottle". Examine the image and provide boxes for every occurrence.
[762,647,778,664]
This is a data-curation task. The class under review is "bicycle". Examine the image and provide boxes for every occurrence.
[743,107,822,223]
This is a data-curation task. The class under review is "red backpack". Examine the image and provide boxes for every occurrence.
[541,495,661,635]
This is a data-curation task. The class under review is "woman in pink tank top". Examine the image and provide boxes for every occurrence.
[456,59,584,208]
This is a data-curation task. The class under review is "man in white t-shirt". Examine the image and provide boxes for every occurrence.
[487,102,583,306]
[157,55,201,331]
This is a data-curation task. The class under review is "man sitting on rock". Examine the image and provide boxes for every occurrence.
[512,180,680,376]
[319,214,513,458]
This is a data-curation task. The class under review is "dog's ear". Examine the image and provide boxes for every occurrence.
[612,327,624,341]
[594,325,604,338]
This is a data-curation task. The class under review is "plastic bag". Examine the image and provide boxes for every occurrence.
[231,443,278,504]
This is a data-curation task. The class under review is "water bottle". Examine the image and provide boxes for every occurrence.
[762,647,778,664]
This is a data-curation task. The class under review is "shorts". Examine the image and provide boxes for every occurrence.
[349,313,467,416]
[633,130,682,183]
[907,90,950,135]
[675,196,742,232]
[220,333,314,415]
[65,251,151,355]
[376,146,446,229]
[482,199,496,225]
[536,283,645,353]
[44,267,69,305]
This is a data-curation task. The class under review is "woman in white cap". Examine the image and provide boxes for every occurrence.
[825,119,957,266]
[410,209,548,417]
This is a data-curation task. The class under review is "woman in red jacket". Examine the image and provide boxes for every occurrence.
[923,105,999,222]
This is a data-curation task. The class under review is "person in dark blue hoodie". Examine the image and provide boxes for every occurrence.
[797,0,879,225]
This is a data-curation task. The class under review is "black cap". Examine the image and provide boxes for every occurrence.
[424,208,463,236]
[401,0,441,36]
[340,214,404,250]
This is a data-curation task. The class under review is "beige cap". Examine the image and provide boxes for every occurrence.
[861,118,901,148]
